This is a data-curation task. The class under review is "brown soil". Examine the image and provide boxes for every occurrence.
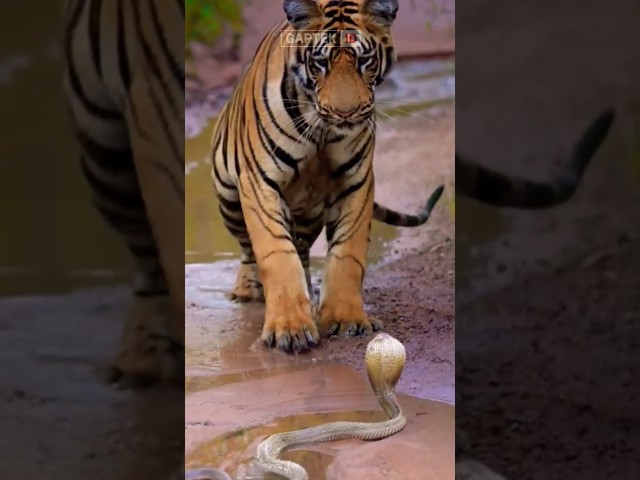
[319,239,455,403]
[308,106,456,402]
[457,239,640,480]
[0,288,183,479]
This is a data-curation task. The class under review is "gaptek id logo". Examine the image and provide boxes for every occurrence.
[281,30,362,48]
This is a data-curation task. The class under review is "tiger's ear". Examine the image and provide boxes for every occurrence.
[283,0,322,29]
[364,0,399,28]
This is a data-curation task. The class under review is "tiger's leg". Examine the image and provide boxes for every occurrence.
[110,73,185,384]
[230,251,264,303]
[295,238,314,301]
[216,192,264,302]
[76,148,182,385]
[318,141,382,337]
[293,207,325,302]
[238,171,320,353]
[112,255,183,385]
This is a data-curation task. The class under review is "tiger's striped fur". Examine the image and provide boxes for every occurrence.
[212,0,443,353]
[456,109,614,208]
[62,0,184,384]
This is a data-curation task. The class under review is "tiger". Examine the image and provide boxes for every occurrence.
[456,109,614,208]
[211,0,445,354]
[62,0,185,385]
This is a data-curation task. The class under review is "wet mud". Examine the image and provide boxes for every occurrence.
[186,363,454,480]
[0,288,182,479]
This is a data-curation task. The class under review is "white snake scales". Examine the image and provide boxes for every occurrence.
[184,332,407,480]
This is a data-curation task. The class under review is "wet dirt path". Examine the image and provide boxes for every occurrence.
[0,288,183,479]
[185,57,455,478]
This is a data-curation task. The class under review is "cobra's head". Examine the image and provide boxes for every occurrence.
[283,0,398,128]
[365,332,406,393]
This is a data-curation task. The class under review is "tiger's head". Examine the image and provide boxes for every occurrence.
[283,0,398,127]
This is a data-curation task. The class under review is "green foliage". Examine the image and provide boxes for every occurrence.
[185,0,245,47]
[446,190,455,218]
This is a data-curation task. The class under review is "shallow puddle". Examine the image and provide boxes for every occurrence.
[185,355,454,480]
[188,410,383,479]
[185,355,454,479]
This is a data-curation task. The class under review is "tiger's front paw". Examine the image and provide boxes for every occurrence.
[261,293,319,353]
[319,296,383,337]
[107,295,184,387]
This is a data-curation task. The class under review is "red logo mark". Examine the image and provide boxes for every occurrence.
[344,32,358,44]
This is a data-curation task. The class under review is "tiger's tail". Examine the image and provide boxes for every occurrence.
[456,109,614,208]
[373,184,445,227]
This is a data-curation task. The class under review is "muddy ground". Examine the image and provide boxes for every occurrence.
[310,107,456,401]
[0,288,183,479]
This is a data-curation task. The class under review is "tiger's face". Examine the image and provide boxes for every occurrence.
[284,0,398,127]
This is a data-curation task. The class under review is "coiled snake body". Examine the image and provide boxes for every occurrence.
[185,332,407,480]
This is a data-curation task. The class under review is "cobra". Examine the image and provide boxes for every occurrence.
[185,332,407,480]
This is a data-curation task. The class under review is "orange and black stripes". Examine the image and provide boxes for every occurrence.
[457,109,614,208]
[62,0,184,296]
[213,19,443,280]
[211,0,447,352]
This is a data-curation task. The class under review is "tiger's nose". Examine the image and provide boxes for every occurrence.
[334,106,359,118]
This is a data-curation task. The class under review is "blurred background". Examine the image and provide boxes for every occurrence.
[0,0,129,296]
[185,0,454,92]
[455,1,640,479]
[0,2,181,479]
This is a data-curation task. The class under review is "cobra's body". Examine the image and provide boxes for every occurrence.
[185,333,407,480]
